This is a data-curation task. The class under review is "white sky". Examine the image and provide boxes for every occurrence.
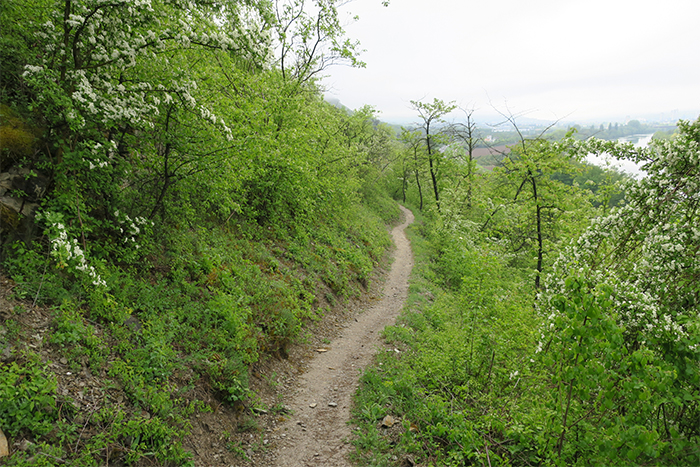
[322,0,700,124]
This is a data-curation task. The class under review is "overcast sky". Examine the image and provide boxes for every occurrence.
[321,0,700,124]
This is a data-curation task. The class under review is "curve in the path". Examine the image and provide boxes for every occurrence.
[269,205,414,467]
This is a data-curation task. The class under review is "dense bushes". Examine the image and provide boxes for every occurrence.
[352,211,539,466]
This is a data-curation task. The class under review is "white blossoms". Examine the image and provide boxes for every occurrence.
[114,210,153,247]
[48,221,106,287]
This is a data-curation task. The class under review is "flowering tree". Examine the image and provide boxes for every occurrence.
[16,0,274,253]
[274,0,365,87]
[536,118,700,464]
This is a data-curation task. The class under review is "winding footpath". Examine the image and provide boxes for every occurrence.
[267,206,415,466]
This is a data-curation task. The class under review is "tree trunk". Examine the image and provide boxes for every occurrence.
[401,159,407,203]
[150,106,175,219]
[426,133,440,211]
[428,155,439,211]
[532,175,543,290]
[467,145,474,208]
[412,147,424,211]
[415,169,423,211]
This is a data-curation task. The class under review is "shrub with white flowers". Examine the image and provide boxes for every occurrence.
[534,118,700,464]
[113,210,154,249]
[21,0,273,151]
[17,0,274,259]
[38,211,106,288]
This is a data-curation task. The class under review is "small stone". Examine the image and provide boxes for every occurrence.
[59,357,68,365]
[328,402,338,407]
[309,403,317,408]
[0,428,8,457]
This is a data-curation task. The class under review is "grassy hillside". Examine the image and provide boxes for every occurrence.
[0,193,400,465]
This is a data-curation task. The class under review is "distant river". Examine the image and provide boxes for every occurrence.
[617,133,654,147]
[586,133,654,178]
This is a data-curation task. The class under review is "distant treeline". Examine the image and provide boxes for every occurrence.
[478,119,677,148]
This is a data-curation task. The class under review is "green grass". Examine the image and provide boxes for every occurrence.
[351,199,700,466]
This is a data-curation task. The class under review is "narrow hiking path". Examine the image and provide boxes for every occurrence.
[261,205,415,467]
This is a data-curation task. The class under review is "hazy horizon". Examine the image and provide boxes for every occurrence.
[322,0,700,126]
[325,95,695,127]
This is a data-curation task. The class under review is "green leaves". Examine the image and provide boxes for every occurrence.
[0,357,58,437]
[352,212,539,466]
[408,98,458,210]
[537,132,700,461]
[274,0,365,85]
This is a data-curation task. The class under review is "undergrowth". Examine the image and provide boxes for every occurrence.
[351,207,539,467]
[352,200,700,466]
[0,199,399,465]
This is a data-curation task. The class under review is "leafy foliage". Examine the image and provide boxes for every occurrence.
[354,115,699,466]
[352,212,537,466]
[0,356,58,438]
[536,118,700,464]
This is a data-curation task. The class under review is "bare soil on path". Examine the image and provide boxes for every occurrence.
[257,205,414,467]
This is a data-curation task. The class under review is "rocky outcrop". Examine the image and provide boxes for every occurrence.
[0,166,43,247]
[1,104,45,247]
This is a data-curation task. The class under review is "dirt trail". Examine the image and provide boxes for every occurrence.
[264,205,414,466]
